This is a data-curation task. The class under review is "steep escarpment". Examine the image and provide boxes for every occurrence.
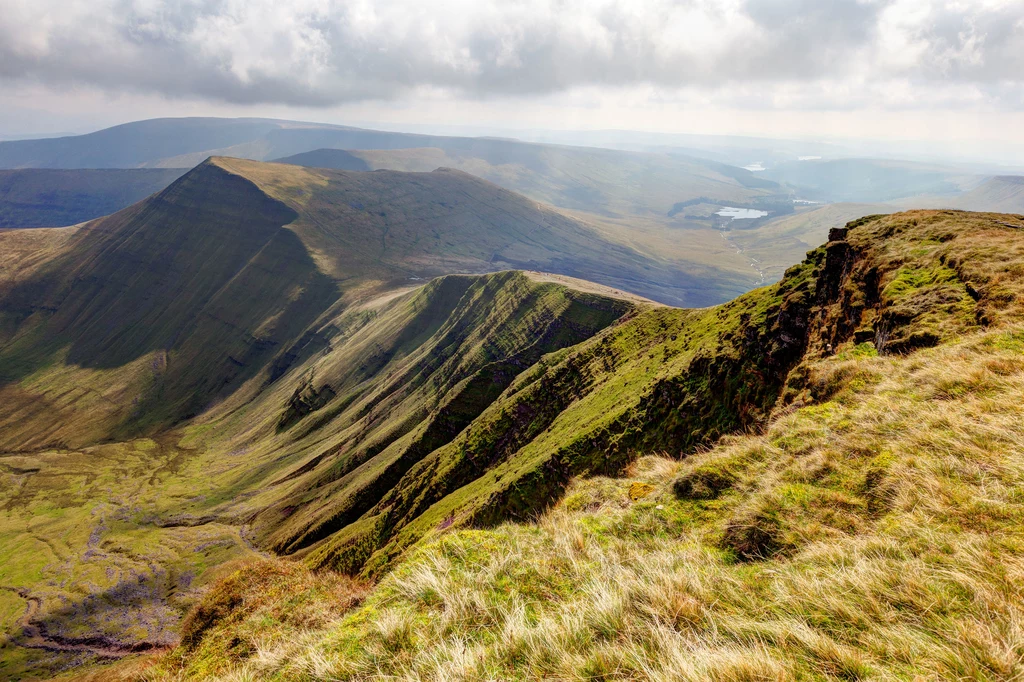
[152,210,1024,682]
[174,271,637,555]
[295,210,1024,577]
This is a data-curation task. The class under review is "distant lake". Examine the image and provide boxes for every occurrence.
[716,207,769,220]
[742,163,765,172]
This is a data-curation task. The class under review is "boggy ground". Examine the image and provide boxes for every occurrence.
[0,435,262,680]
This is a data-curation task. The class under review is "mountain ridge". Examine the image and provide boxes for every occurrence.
[2,208,1024,680]
[35,207,1023,681]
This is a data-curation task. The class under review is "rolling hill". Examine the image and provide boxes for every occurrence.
[0,117,786,219]
[0,118,803,292]
[726,202,892,282]
[0,118,285,169]
[273,146,785,219]
[0,168,186,228]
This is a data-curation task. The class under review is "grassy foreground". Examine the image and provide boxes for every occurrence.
[111,321,1024,681]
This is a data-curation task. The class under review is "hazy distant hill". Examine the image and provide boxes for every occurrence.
[896,175,1024,214]
[0,168,186,227]
[0,118,288,169]
[761,158,976,203]
[0,117,785,217]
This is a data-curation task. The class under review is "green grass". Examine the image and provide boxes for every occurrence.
[0,438,263,680]
[8,208,1024,679]
[109,208,1024,681]
[143,320,1024,681]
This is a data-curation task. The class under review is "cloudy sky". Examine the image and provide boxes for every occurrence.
[2,0,1023,150]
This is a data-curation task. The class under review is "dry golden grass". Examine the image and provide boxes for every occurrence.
[131,319,1024,681]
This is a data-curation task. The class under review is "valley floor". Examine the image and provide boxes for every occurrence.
[0,436,262,679]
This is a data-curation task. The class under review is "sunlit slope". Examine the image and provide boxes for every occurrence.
[215,157,738,305]
[0,168,186,228]
[149,209,1024,681]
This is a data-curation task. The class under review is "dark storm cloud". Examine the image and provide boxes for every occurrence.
[1,0,1022,106]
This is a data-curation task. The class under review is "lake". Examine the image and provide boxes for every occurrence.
[716,207,769,220]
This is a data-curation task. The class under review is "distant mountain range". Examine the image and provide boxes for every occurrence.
[0,167,186,227]
[896,175,1024,214]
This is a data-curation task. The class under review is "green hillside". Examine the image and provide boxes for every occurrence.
[0,169,186,228]
[126,209,1024,681]
[2,192,1023,679]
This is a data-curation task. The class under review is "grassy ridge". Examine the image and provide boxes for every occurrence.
[168,324,1024,680]
[130,209,1024,680]
[172,271,637,565]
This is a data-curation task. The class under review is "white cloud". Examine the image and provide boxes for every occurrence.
[0,0,1022,110]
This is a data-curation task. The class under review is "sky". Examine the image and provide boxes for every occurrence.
[2,0,1023,155]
